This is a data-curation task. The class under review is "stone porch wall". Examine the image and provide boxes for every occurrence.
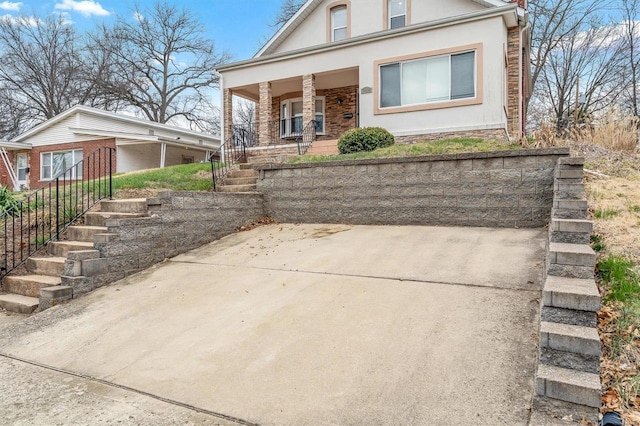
[256,148,570,228]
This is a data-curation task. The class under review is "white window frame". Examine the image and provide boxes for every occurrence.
[388,0,406,29]
[379,50,477,109]
[331,6,348,42]
[280,97,326,137]
[40,149,83,181]
[16,153,28,185]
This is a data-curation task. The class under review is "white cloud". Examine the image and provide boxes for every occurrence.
[0,14,39,26]
[54,0,110,17]
[0,2,21,12]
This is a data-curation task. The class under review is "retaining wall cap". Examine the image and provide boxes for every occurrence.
[254,148,571,170]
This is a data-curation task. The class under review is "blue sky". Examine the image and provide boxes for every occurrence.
[0,0,283,60]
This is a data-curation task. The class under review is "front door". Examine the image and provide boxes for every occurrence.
[16,153,28,190]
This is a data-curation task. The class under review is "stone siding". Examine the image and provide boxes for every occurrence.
[256,148,569,228]
[271,85,358,142]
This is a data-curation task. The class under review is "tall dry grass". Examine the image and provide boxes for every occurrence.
[530,109,640,152]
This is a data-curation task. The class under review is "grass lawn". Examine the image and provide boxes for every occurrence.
[290,138,522,164]
[112,162,213,192]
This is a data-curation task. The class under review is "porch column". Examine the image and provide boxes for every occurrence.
[258,81,272,146]
[302,74,316,128]
[254,101,260,140]
[160,143,166,168]
[223,88,233,144]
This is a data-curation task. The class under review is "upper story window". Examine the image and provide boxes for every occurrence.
[331,5,348,41]
[388,0,407,29]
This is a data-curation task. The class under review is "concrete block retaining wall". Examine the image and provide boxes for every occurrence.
[256,148,570,228]
[61,192,264,295]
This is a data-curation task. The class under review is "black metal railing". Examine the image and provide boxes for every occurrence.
[232,123,258,148]
[296,120,317,155]
[0,146,115,280]
[209,134,247,191]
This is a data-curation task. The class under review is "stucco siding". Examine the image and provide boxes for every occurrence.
[272,0,488,55]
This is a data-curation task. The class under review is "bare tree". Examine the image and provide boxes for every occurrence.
[539,21,624,132]
[0,14,88,131]
[528,0,603,112]
[270,0,305,29]
[98,1,230,129]
[618,0,640,118]
[234,98,256,129]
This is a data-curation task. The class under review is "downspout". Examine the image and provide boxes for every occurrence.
[519,10,530,137]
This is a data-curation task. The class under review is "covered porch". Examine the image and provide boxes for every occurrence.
[223,67,359,147]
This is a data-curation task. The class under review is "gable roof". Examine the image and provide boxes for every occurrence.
[11,105,220,150]
[255,0,517,58]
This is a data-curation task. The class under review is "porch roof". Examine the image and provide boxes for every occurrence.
[68,128,218,151]
[0,140,32,151]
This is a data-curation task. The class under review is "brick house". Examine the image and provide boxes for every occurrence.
[216,0,530,149]
[0,105,220,191]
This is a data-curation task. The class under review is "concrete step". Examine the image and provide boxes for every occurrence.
[223,177,258,186]
[48,241,95,257]
[552,200,588,220]
[555,168,584,180]
[247,155,296,164]
[550,231,590,245]
[84,212,146,227]
[100,198,147,214]
[3,274,61,298]
[536,364,601,408]
[547,243,596,279]
[540,306,597,328]
[26,257,66,276]
[554,183,585,200]
[551,219,593,234]
[0,293,39,314]
[216,184,257,193]
[529,396,599,426]
[558,157,584,167]
[66,226,108,242]
[540,347,599,375]
[226,169,258,178]
[542,276,600,312]
[540,321,600,357]
[238,163,254,170]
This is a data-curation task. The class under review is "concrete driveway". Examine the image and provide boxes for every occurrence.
[0,224,545,425]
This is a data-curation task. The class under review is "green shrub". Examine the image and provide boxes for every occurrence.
[338,127,394,154]
[0,185,19,216]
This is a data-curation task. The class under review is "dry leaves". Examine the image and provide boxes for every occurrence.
[236,216,278,232]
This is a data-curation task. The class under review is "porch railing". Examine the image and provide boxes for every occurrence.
[232,123,258,148]
[296,120,317,155]
[208,134,247,191]
[0,146,115,280]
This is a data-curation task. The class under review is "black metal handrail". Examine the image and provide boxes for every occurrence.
[209,134,247,191]
[232,124,258,148]
[0,146,115,279]
[296,120,317,155]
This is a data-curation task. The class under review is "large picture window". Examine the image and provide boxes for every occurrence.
[41,149,83,180]
[380,50,476,108]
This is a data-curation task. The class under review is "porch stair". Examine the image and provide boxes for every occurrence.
[216,164,258,193]
[531,157,601,425]
[0,199,148,314]
[305,139,339,156]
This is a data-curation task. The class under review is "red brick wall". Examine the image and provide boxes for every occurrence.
[28,139,117,189]
[0,150,16,188]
